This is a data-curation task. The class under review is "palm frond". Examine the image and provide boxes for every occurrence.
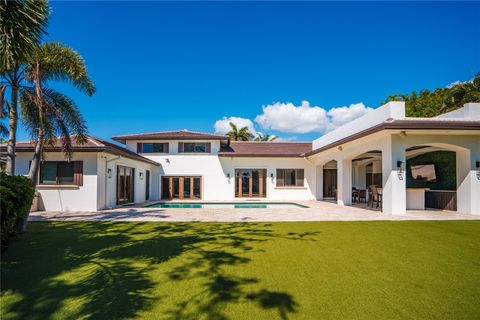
[26,42,95,96]
[20,87,88,159]
[0,0,50,73]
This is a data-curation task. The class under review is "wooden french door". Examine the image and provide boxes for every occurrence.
[323,169,337,198]
[235,169,266,198]
[117,166,134,205]
[162,176,202,200]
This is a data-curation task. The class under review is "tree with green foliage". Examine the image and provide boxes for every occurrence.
[226,122,254,141]
[383,73,480,117]
[0,0,50,176]
[444,73,480,112]
[254,132,277,141]
[14,42,95,232]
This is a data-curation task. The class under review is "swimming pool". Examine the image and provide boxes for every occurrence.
[145,202,308,209]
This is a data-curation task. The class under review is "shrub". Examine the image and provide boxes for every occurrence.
[1,172,35,251]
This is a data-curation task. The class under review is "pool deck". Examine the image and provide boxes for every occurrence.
[29,200,480,222]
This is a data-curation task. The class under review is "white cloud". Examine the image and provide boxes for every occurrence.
[255,101,373,134]
[327,102,373,129]
[446,80,462,88]
[274,136,297,142]
[255,101,329,134]
[214,116,256,135]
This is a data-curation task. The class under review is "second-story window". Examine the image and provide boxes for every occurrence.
[184,143,206,153]
[179,142,211,153]
[137,143,168,153]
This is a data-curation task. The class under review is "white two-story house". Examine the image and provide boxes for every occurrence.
[3,102,480,214]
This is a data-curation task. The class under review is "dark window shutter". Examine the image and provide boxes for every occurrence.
[276,169,284,187]
[137,143,143,153]
[74,161,83,186]
[178,142,184,153]
[296,169,304,187]
[205,142,211,153]
[164,143,169,153]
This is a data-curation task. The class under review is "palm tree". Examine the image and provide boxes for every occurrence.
[0,0,50,175]
[0,85,9,137]
[254,132,277,141]
[226,122,254,141]
[444,73,480,112]
[15,42,95,231]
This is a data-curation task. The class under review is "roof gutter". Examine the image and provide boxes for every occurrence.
[304,120,480,157]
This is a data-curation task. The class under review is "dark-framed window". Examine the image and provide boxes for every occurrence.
[40,161,75,185]
[276,169,304,187]
[183,143,207,153]
[137,143,168,153]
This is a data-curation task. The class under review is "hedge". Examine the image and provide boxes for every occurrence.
[1,172,35,251]
[406,151,456,190]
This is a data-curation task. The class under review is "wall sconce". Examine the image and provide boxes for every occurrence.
[107,168,112,179]
[139,172,144,180]
[397,161,404,180]
[270,173,274,182]
[166,158,170,164]
[397,161,403,173]
[227,173,231,183]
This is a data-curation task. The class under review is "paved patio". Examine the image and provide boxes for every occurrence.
[29,200,480,222]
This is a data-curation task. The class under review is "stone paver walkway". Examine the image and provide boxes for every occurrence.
[29,200,480,222]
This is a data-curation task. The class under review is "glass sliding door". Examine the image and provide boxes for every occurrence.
[161,176,202,200]
[235,169,266,198]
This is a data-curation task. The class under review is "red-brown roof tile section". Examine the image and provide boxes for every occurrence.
[219,141,312,157]
[0,136,160,166]
[111,130,229,144]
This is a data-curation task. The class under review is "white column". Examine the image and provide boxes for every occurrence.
[457,149,480,215]
[358,164,367,189]
[382,135,406,214]
[316,164,324,200]
[337,159,352,206]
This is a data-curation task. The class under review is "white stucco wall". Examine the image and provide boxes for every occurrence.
[312,101,406,150]
[97,154,159,209]
[15,152,99,212]
[219,157,316,200]
[125,140,222,154]
[142,153,316,201]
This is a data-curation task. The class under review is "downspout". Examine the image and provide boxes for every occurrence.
[102,154,121,209]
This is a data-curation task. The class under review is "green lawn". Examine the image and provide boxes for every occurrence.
[1,221,480,320]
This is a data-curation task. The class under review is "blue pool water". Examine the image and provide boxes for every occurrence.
[145,202,308,209]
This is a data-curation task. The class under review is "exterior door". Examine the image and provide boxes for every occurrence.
[323,169,337,199]
[161,176,202,200]
[235,169,266,198]
[145,170,150,201]
[117,166,134,205]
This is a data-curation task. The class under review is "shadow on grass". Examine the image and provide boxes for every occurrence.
[1,222,318,320]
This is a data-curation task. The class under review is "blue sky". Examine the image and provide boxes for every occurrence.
[16,1,480,142]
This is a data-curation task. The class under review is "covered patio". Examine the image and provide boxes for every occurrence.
[308,102,480,215]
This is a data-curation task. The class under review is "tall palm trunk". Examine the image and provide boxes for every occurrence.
[5,85,18,175]
[19,65,44,232]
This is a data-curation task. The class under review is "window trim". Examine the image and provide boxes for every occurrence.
[137,142,169,154]
[39,161,76,186]
[276,169,305,187]
[181,142,211,153]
